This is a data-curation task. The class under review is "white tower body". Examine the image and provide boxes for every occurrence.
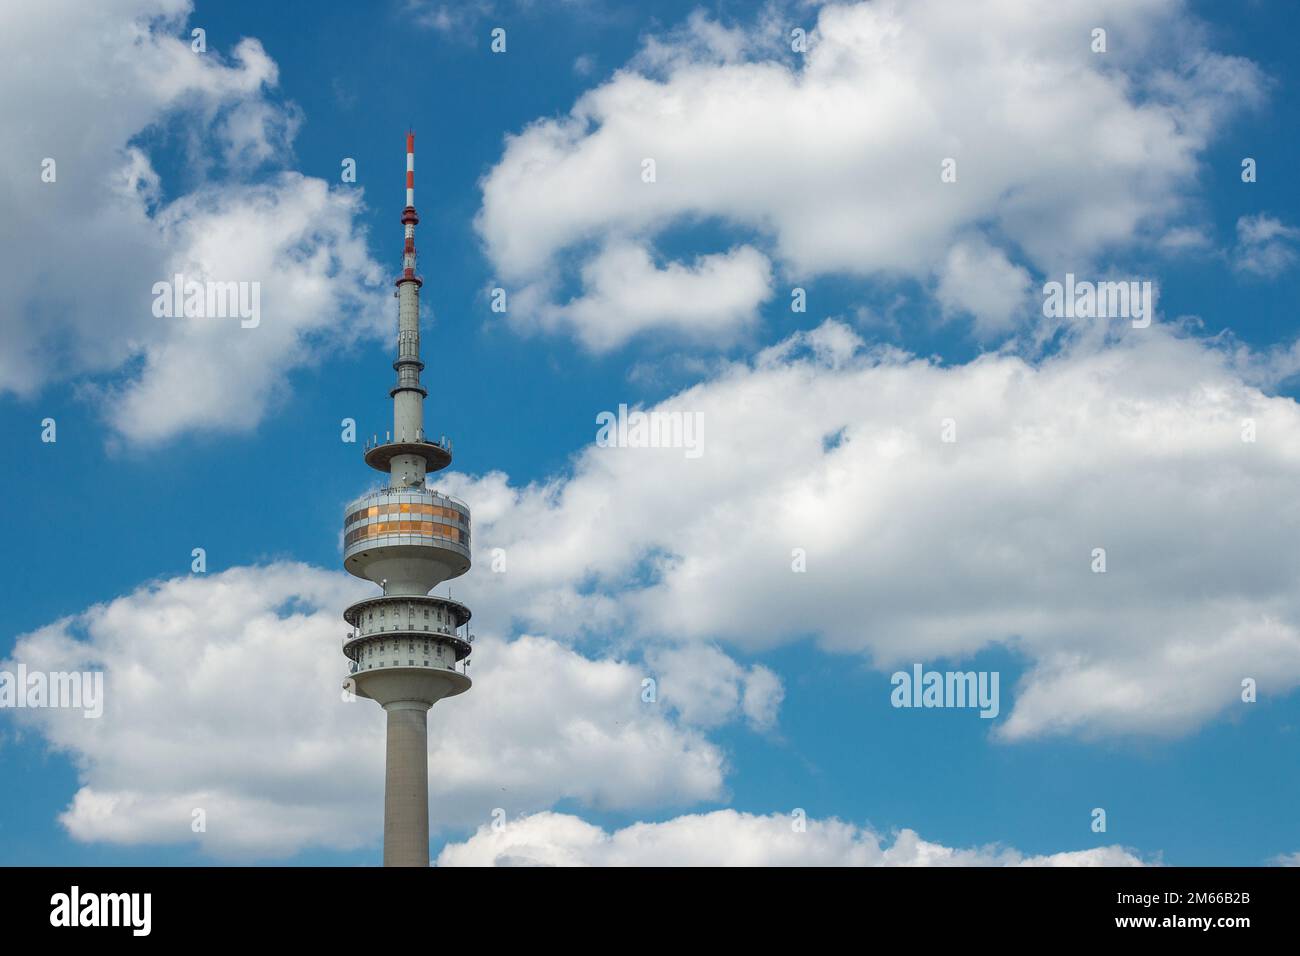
[342,132,472,867]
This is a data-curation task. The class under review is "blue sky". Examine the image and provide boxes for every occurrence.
[4,0,1300,866]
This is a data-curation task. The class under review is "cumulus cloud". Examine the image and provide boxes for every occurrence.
[436,809,1148,866]
[103,175,384,443]
[935,237,1033,337]
[4,564,742,857]
[645,644,784,731]
[515,239,773,351]
[434,317,1300,740]
[1233,214,1300,277]
[0,0,386,442]
[477,0,1262,347]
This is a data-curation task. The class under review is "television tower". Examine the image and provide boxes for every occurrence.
[341,132,473,867]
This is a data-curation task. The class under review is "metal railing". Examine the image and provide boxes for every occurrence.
[347,659,469,676]
[362,432,452,453]
[343,629,474,650]
[345,486,469,513]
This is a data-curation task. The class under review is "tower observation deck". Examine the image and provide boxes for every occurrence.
[342,132,472,867]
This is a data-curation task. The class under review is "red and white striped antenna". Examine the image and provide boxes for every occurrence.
[405,130,415,209]
[401,131,419,276]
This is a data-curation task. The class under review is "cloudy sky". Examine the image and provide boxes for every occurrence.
[2,0,1299,866]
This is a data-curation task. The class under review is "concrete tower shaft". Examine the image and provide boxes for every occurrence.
[384,702,430,867]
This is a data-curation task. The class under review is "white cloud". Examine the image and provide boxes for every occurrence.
[741,664,784,730]
[516,239,773,351]
[103,175,384,444]
[1157,225,1214,256]
[404,0,495,34]
[0,0,386,443]
[436,809,1148,866]
[477,0,1262,347]
[434,317,1300,740]
[935,237,1032,337]
[4,564,740,857]
[218,99,303,170]
[646,644,783,731]
[1233,214,1300,277]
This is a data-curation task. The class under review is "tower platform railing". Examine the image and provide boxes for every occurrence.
[348,658,469,677]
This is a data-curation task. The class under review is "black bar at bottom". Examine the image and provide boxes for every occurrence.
[5,865,1287,941]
